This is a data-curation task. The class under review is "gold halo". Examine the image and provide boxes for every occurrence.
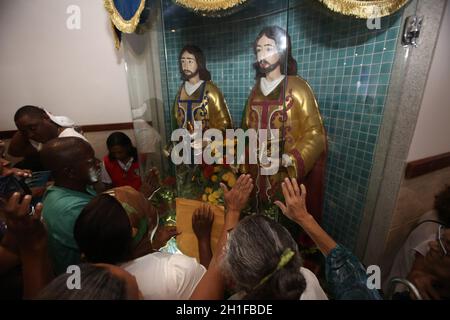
[318,0,411,18]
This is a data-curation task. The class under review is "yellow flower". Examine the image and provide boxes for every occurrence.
[211,175,218,182]
[213,166,221,173]
[205,187,213,194]
[202,194,208,201]
[208,194,216,202]
[222,172,230,182]
[212,190,221,198]
[227,176,236,187]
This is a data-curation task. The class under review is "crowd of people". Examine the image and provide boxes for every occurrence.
[0,105,448,300]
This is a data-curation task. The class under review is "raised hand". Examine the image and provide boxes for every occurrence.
[1,167,32,178]
[1,193,46,251]
[274,177,310,224]
[192,204,214,242]
[220,174,253,213]
[141,167,161,199]
[2,193,52,299]
[193,204,214,268]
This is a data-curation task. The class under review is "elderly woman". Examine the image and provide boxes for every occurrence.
[223,214,327,300]
[191,176,381,300]
[191,174,326,300]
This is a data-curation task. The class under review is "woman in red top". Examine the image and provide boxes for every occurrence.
[101,132,142,191]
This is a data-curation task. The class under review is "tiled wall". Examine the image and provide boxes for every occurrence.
[158,0,403,249]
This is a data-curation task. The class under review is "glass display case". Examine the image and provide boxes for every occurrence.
[122,0,412,251]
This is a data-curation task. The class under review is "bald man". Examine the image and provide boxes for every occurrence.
[40,137,100,275]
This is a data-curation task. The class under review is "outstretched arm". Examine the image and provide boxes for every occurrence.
[190,174,253,300]
[193,204,214,268]
[275,178,382,300]
[2,193,53,299]
[275,178,336,255]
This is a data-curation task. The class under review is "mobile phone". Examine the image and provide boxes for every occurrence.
[0,175,32,200]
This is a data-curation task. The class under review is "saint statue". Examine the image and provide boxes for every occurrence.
[172,45,232,134]
[171,45,233,200]
[241,26,327,220]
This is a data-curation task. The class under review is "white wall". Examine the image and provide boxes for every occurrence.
[407,1,450,161]
[0,0,132,130]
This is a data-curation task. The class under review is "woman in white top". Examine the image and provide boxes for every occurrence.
[74,186,205,300]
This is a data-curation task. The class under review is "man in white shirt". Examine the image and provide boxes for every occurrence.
[8,105,88,170]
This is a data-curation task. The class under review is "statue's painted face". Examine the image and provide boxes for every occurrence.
[255,35,280,74]
[180,51,198,79]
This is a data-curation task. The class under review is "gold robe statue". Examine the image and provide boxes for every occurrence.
[242,75,326,204]
[173,80,232,133]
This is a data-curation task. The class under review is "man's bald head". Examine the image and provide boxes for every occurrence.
[40,137,99,188]
[41,137,90,170]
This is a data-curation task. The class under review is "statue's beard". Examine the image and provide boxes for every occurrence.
[258,59,280,74]
[182,69,199,81]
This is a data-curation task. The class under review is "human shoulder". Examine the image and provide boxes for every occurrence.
[299,267,328,300]
[166,253,206,298]
[123,252,205,299]
[408,210,441,250]
[59,127,89,142]
[121,252,201,270]
[43,186,94,210]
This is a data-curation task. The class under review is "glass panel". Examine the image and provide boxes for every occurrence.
[123,0,413,251]
[160,0,295,223]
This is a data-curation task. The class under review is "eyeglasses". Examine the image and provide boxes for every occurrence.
[437,225,448,256]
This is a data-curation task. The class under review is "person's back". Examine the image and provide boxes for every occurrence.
[42,185,96,274]
[74,186,205,299]
[40,137,100,274]
[120,252,205,299]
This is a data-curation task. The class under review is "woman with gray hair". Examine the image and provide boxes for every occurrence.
[190,174,326,300]
[192,176,381,300]
[223,215,327,300]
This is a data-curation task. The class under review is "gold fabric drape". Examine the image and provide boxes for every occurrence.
[104,0,146,33]
[318,0,410,18]
[175,0,247,12]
